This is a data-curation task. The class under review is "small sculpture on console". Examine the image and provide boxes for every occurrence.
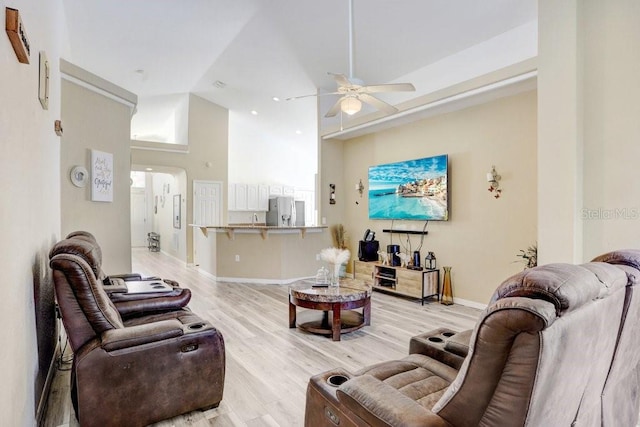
[377,251,390,266]
[396,252,411,268]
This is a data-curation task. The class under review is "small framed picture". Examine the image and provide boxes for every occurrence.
[173,194,181,228]
[38,51,49,109]
[91,150,113,202]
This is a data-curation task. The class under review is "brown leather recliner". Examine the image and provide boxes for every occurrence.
[305,252,640,427]
[62,231,191,318]
[50,237,225,427]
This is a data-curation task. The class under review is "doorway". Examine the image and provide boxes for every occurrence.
[130,188,147,247]
[193,180,223,270]
[130,168,188,261]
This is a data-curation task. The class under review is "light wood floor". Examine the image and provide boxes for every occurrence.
[42,248,482,427]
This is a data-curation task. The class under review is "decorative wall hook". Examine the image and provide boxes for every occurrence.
[355,179,364,197]
[487,166,502,198]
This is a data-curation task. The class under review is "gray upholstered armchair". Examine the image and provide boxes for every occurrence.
[305,252,640,426]
[50,237,225,427]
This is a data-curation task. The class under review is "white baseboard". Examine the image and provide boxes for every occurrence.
[196,268,217,281]
[452,297,487,310]
[159,249,187,265]
[215,275,313,285]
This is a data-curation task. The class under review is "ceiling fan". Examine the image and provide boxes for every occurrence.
[287,0,416,118]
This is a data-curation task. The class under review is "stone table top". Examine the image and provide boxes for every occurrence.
[289,278,372,303]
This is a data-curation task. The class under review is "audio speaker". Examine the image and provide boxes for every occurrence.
[358,240,379,262]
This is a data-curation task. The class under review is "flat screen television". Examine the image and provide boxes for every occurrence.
[368,154,449,221]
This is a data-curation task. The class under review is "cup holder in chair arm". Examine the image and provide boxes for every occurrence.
[409,327,467,370]
[327,374,350,387]
[184,322,212,334]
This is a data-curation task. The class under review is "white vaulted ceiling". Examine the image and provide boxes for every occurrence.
[60,0,538,143]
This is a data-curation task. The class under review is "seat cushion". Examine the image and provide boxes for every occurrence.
[354,353,458,411]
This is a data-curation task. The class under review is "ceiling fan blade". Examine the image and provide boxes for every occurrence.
[328,72,353,88]
[358,93,398,114]
[361,83,416,94]
[286,91,340,101]
[324,97,345,118]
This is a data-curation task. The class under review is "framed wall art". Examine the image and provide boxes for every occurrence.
[91,150,113,202]
[38,51,49,109]
[173,194,181,228]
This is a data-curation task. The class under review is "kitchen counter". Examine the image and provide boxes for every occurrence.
[191,224,327,240]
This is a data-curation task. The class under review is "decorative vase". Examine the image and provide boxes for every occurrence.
[441,266,453,305]
[331,263,342,287]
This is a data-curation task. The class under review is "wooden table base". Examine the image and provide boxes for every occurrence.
[289,284,371,341]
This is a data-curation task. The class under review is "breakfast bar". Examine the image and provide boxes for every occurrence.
[191,225,329,283]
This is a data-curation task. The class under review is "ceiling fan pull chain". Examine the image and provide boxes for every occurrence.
[349,0,355,79]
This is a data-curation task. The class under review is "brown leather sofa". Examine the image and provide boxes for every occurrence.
[63,231,191,318]
[305,250,640,426]
[50,237,225,427]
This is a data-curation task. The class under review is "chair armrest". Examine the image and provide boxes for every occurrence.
[109,273,143,281]
[101,319,184,351]
[409,328,469,370]
[336,375,450,427]
[444,329,472,357]
[111,289,192,318]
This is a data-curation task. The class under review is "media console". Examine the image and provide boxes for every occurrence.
[353,260,439,305]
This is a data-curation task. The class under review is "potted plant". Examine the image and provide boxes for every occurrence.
[330,224,347,250]
[321,224,350,284]
[516,244,537,269]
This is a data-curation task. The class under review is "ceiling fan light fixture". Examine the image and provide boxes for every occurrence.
[341,97,362,115]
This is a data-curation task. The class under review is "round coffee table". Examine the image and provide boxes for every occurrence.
[289,278,372,341]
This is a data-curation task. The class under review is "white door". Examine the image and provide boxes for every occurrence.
[193,181,223,268]
[131,189,147,247]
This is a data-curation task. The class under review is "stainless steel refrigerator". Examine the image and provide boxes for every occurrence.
[266,196,294,227]
[294,200,305,226]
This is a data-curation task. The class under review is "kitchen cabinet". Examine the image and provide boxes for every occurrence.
[229,183,269,211]
[247,184,259,210]
[228,184,236,210]
[258,184,269,210]
[269,185,294,197]
[269,185,283,196]
[234,183,248,210]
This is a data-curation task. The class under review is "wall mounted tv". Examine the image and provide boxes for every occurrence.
[368,154,449,221]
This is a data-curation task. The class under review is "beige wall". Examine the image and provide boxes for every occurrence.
[132,94,229,264]
[538,0,640,263]
[60,71,135,273]
[0,0,63,423]
[537,0,583,264]
[325,91,538,305]
[580,0,640,260]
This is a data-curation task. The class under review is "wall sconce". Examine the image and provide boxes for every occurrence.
[329,184,336,204]
[355,179,364,197]
[487,166,502,199]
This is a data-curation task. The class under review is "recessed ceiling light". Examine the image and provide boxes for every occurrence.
[145,167,153,171]
[272,97,280,102]
[251,110,258,116]
[295,130,302,135]
[213,80,226,89]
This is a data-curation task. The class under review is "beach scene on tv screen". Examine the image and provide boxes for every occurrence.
[368,154,448,221]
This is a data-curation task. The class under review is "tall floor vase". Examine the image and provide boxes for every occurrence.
[441,266,453,305]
